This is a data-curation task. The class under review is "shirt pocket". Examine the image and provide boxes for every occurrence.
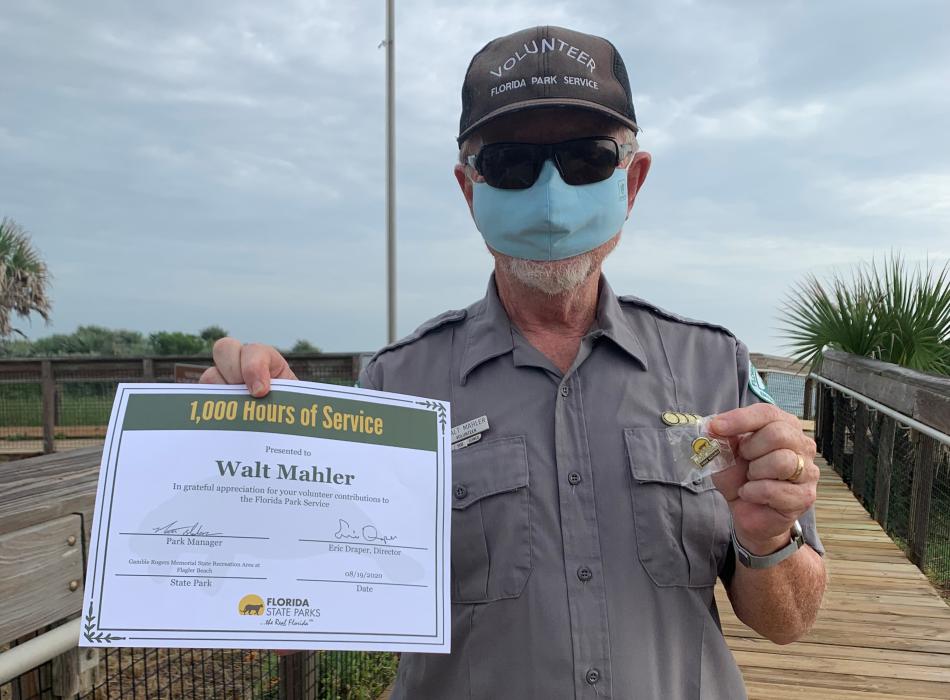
[623,427,730,588]
[450,435,531,604]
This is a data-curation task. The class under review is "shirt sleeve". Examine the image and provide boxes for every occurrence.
[357,359,381,392]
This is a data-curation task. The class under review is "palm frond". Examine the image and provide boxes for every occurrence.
[0,217,52,337]
[779,254,950,377]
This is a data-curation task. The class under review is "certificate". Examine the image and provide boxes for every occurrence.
[79,380,451,652]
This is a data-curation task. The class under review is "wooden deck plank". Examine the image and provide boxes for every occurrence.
[733,649,950,683]
[728,637,950,668]
[720,454,950,698]
[744,682,938,700]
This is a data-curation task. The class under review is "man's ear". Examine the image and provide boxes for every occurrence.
[454,163,475,217]
[625,151,652,214]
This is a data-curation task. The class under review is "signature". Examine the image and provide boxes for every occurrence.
[152,520,223,537]
[333,519,398,545]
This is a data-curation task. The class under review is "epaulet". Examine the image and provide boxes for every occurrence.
[368,308,468,363]
[618,295,737,338]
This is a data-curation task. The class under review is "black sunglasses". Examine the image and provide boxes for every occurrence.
[467,136,634,190]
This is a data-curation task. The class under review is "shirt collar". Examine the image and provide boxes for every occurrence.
[459,274,649,384]
[594,276,649,371]
[459,276,516,384]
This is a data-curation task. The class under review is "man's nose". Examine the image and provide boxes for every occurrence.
[536,159,560,184]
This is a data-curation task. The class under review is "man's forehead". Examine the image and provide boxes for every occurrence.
[475,107,623,144]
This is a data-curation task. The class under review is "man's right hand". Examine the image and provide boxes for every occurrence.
[199,338,297,397]
[202,338,300,660]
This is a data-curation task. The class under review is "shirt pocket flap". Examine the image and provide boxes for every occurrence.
[452,436,529,510]
[623,427,717,494]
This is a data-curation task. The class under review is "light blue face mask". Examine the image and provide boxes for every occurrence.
[472,160,629,261]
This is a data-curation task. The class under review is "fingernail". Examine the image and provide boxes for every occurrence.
[709,417,725,433]
[252,381,265,396]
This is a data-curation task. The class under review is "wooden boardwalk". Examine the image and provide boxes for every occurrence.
[718,455,950,699]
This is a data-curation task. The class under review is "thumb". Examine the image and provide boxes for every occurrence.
[240,344,297,397]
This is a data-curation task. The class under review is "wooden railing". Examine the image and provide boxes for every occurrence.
[0,448,101,694]
[0,353,367,454]
[813,349,950,593]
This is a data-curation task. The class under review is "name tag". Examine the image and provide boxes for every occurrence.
[452,415,489,444]
[452,433,483,451]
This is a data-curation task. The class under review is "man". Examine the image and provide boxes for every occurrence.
[203,26,826,699]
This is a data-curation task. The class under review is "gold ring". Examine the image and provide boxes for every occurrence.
[787,453,805,483]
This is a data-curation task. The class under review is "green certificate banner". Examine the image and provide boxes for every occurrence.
[122,391,437,452]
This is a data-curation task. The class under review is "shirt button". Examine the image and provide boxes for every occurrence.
[559,385,570,398]
[577,566,593,582]
[568,471,582,486]
[454,484,468,500]
[586,668,601,685]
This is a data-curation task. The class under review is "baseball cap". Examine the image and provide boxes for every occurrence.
[458,26,639,145]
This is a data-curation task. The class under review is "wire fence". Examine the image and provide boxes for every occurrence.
[1,641,397,699]
[815,384,950,598]
[0,354,367,455]
[757,370,813,419]
[0,363,44,451]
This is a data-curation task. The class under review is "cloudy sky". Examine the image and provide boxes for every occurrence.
[2,0,948,355]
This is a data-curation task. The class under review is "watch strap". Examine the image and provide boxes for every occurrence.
[733,520,805,569]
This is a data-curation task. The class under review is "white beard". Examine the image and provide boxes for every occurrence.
[499,253,598,296]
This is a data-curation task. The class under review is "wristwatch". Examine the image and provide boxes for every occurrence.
[732,520,805,569]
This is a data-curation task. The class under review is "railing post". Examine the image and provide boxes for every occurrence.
[908,432,937,567]
[142,358,155,381]
[803,377,814,421]
[874,415,896,528]
[78,647,101,695]
[41,360,56,454]
[50,647,79,698]
[279,651,306,700]
[351,354,362,385]
[832,392,846,475]
[820,388,835,458]
[851,403,870,502]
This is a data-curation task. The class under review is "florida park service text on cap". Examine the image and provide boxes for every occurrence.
[458,26,639,144]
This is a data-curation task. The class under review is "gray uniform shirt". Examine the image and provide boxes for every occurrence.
[359,276,823,700]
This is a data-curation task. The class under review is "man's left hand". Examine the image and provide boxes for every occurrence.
[709,404,818,555]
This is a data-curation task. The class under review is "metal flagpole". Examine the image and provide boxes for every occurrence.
[385,0,396,343]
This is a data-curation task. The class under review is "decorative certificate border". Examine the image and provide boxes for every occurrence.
[81,380,449,650]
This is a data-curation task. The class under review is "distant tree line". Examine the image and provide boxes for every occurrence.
[0,325,321,358]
